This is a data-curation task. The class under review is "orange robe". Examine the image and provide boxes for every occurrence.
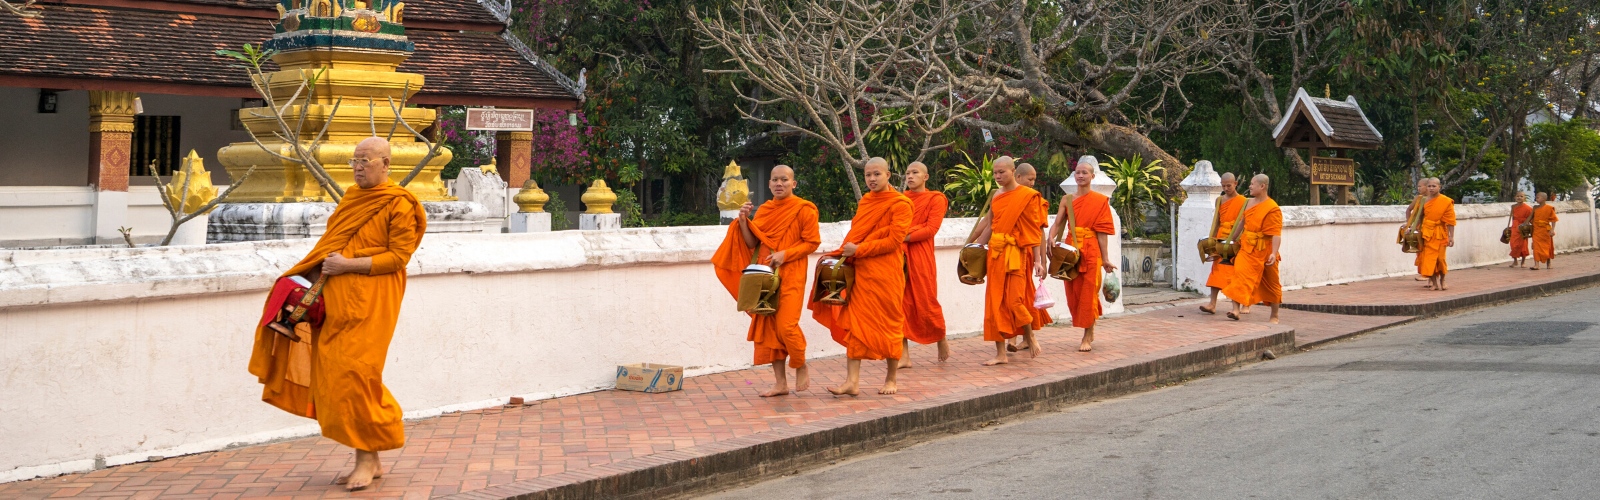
[247,181,425,452]
[1205,194,1246,290]
[1221,197,1283,306]
[902,190,948,344]
[1029,196,1054,329]
[1060,191,1117,328]
[1509,203,1532,259]
[809,190,913,360]
[1532,204,1559,262]
[1416,195,1457,276]
[711,196,822,368]
[982,187,1045,341]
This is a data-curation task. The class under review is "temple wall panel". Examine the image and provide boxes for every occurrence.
[0,87,90,186]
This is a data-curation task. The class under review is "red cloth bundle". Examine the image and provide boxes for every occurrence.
[258,275,326,340]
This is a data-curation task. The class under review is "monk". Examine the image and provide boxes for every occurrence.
[1045,156,1117,352]
[1530,192,1559,270]
[712,165,821,396]
[1404,178,1429,281]
[1200,172,1244,315]
[1007,162,1053,352]
[810,158,912,395]
[1222,174,1283,323]
[971,157,1047,365]
[1416,177,1456,290]
[1509,192,1532,268]
[247,137,425,491]
[899,161,949,368]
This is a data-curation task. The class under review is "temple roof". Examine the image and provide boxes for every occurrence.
[0,0,581,108]
[1272,87,1383,150]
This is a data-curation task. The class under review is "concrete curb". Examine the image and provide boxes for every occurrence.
[1281,271,1600,317]
[442,330,1296,500]
[1294,316,1421,350]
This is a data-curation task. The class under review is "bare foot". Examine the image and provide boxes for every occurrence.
[1027,339,1042,359]
[878,381,898,394]
[826,384,860,397]
[1240,306,1252,314]
[1226,311,1240,321]
[898,358,914,369]
[337,450,383,491]
[759,387,790,397]
[794,366,810,392]
[1269,316,1280,324]
[1438,285,1449,290]
[1077,340,1092,352]
[983,354,1010,366]
[1199,305,1215,314]
[937,341,950,362]
[1531,266,1541,270]
[1006,341,1020,352]
[1414,276,1428,281]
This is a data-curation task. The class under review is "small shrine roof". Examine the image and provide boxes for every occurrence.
[1272,87,1383,150]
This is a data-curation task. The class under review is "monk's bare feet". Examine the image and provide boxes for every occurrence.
[1199,305,1216,314]
[826,384,860,397]
[1269,316,1280,324]
[1240,306,1252,314]
[759,386,789,397]
[1414,275,1428,281]
[983,354,1010,366]
[1226,311,1240,321]
[337,450,383,491]
[878,380,898,394]
[1531,266,1541,270]
[898,358,914,369]
[937,341,950,362]
[794,366,810,392]
[1438,285,1449,291]
[1006,341,1021,352]
[1078,340,1092,352]
[1027,339,1042,359]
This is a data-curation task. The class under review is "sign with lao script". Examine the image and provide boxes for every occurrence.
[1310,157,1356,186]
[465,108,534,131]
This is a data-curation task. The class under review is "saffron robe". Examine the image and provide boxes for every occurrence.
[1029,196,1054,329]
[247,181,425,452]
[810,189,913,360]
[1060,190,1117,328]
[712,196,822,368]
[1221,197,1283,306]
[1532,204,1559,262]
[1509,203,1532,259]
[1416,195,1457,276]
[1206,194,1246,290]
[902,190,948,344]
[982,187,1045,341]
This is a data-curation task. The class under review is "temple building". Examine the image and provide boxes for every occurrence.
[0,0,582,247]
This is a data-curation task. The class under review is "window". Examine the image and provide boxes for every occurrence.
[132,115,181,176]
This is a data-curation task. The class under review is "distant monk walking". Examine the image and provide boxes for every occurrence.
[900,161,949,367]
[974,156,1047,365]
[1508,192,1531,267]
[1046,156,1117,352]
[1530,192,1559,270]
[248,137,424,491]
[1416,177,1456,290]
[1008,162,1052,353]
[811,158,912,395]
[1200,172,1244,315]
[712,165,821,396]
[1222,174,1283,323]
[1405,178,1429,281]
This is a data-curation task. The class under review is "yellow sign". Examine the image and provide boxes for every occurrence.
[1310,157,1356,186]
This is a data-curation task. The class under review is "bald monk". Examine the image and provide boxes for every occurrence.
[1222,174,1283,323]
[712,165,821,396]
[1200,172,1244,315]
[1404,178,1431,281]
[811,158,912,395]
[1008,162,1052,352]
[1530,192,1558,270]
[1416,177,1456,290]
[899,161,949,368]
[971,156,1047,365]
[247,137,424,491]
[1509,192,1532,268]
[1045,157,1118,352]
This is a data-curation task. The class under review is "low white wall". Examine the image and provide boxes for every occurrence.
[0,217,1115,482]
[0,187,191,248]
[1177,200,1595,291]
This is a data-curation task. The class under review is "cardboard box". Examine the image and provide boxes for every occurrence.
[614,363,683,393]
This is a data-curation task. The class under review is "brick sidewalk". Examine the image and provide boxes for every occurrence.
[1283,250,1600,316]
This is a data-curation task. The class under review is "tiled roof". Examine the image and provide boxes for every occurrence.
[46,0,504,25]
[0,5,579,103]
[1314,102,1384,146]
[1272,88,1384,148]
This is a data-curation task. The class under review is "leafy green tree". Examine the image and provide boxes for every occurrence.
[1526,118,1600,194]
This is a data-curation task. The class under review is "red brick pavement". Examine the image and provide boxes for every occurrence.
[1283,250,1600,315]
[1151,302,1414,347]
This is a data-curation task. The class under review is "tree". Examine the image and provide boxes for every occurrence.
[1526,118,1600,194]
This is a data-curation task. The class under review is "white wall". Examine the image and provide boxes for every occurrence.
[0,87,90,186]
[0,217,1112,481]
[0,187,180,247]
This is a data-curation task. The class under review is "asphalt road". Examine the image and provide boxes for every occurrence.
[703,287,1600,500]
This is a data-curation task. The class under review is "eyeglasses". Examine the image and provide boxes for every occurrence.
[348,157,383,166]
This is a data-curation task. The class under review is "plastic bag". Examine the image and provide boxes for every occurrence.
[1034,276,1056,309]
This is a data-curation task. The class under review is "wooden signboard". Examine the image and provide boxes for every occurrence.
[1310,157,1356,186]
[465,108,534,131]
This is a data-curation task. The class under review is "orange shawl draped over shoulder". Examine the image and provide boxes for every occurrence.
[1417,195,1456,276]
[1221,197,1282,306]
[902,190,948,344]
[247,181,426,452]
[1509,203,1532,258]
[1061,191,1116,328]
[1206,194,1246,290]
[982,187,1044,341]
[1532,204,1559,261]
[711,196,822,368]
[809,190,912,360]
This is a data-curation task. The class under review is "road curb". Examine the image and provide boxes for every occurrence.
[442,330,1296,500]
[1281,271,1600,317]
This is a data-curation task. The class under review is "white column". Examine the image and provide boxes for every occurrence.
[1176,161,1222,291]
[1060,155,1125,315]
[91,190,128,246]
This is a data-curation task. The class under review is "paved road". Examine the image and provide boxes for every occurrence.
[704,287,1600,500]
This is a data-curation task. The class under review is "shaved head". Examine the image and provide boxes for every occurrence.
[905,161,930,191]
[769,164,796,199]
[1220,172,1238,196]
[1016,162,1037,187]
[1016,163,1036,177]
[992,155,1017,189]
[772,164,794,178]
[1220,172,1235,182]
[864,157,892,192]
[351,136,393,189]
[993,155,1016,171]
[1248,173,1270,198]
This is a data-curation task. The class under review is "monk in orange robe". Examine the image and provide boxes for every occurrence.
[1201,172,1244,314]
[712,165,821,396]
[811,158,912,395]
[1530,192,1559,270]
[1415,177,1456,290]
[1045,157,1118,352]
[1404,179,1429,281]
[247,137,424,491]
[974,156,1047,365]
[1509,192,1532,267]
[899,161,949,368]
[1007,162,1052,353]
[1222,174,1283,323]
